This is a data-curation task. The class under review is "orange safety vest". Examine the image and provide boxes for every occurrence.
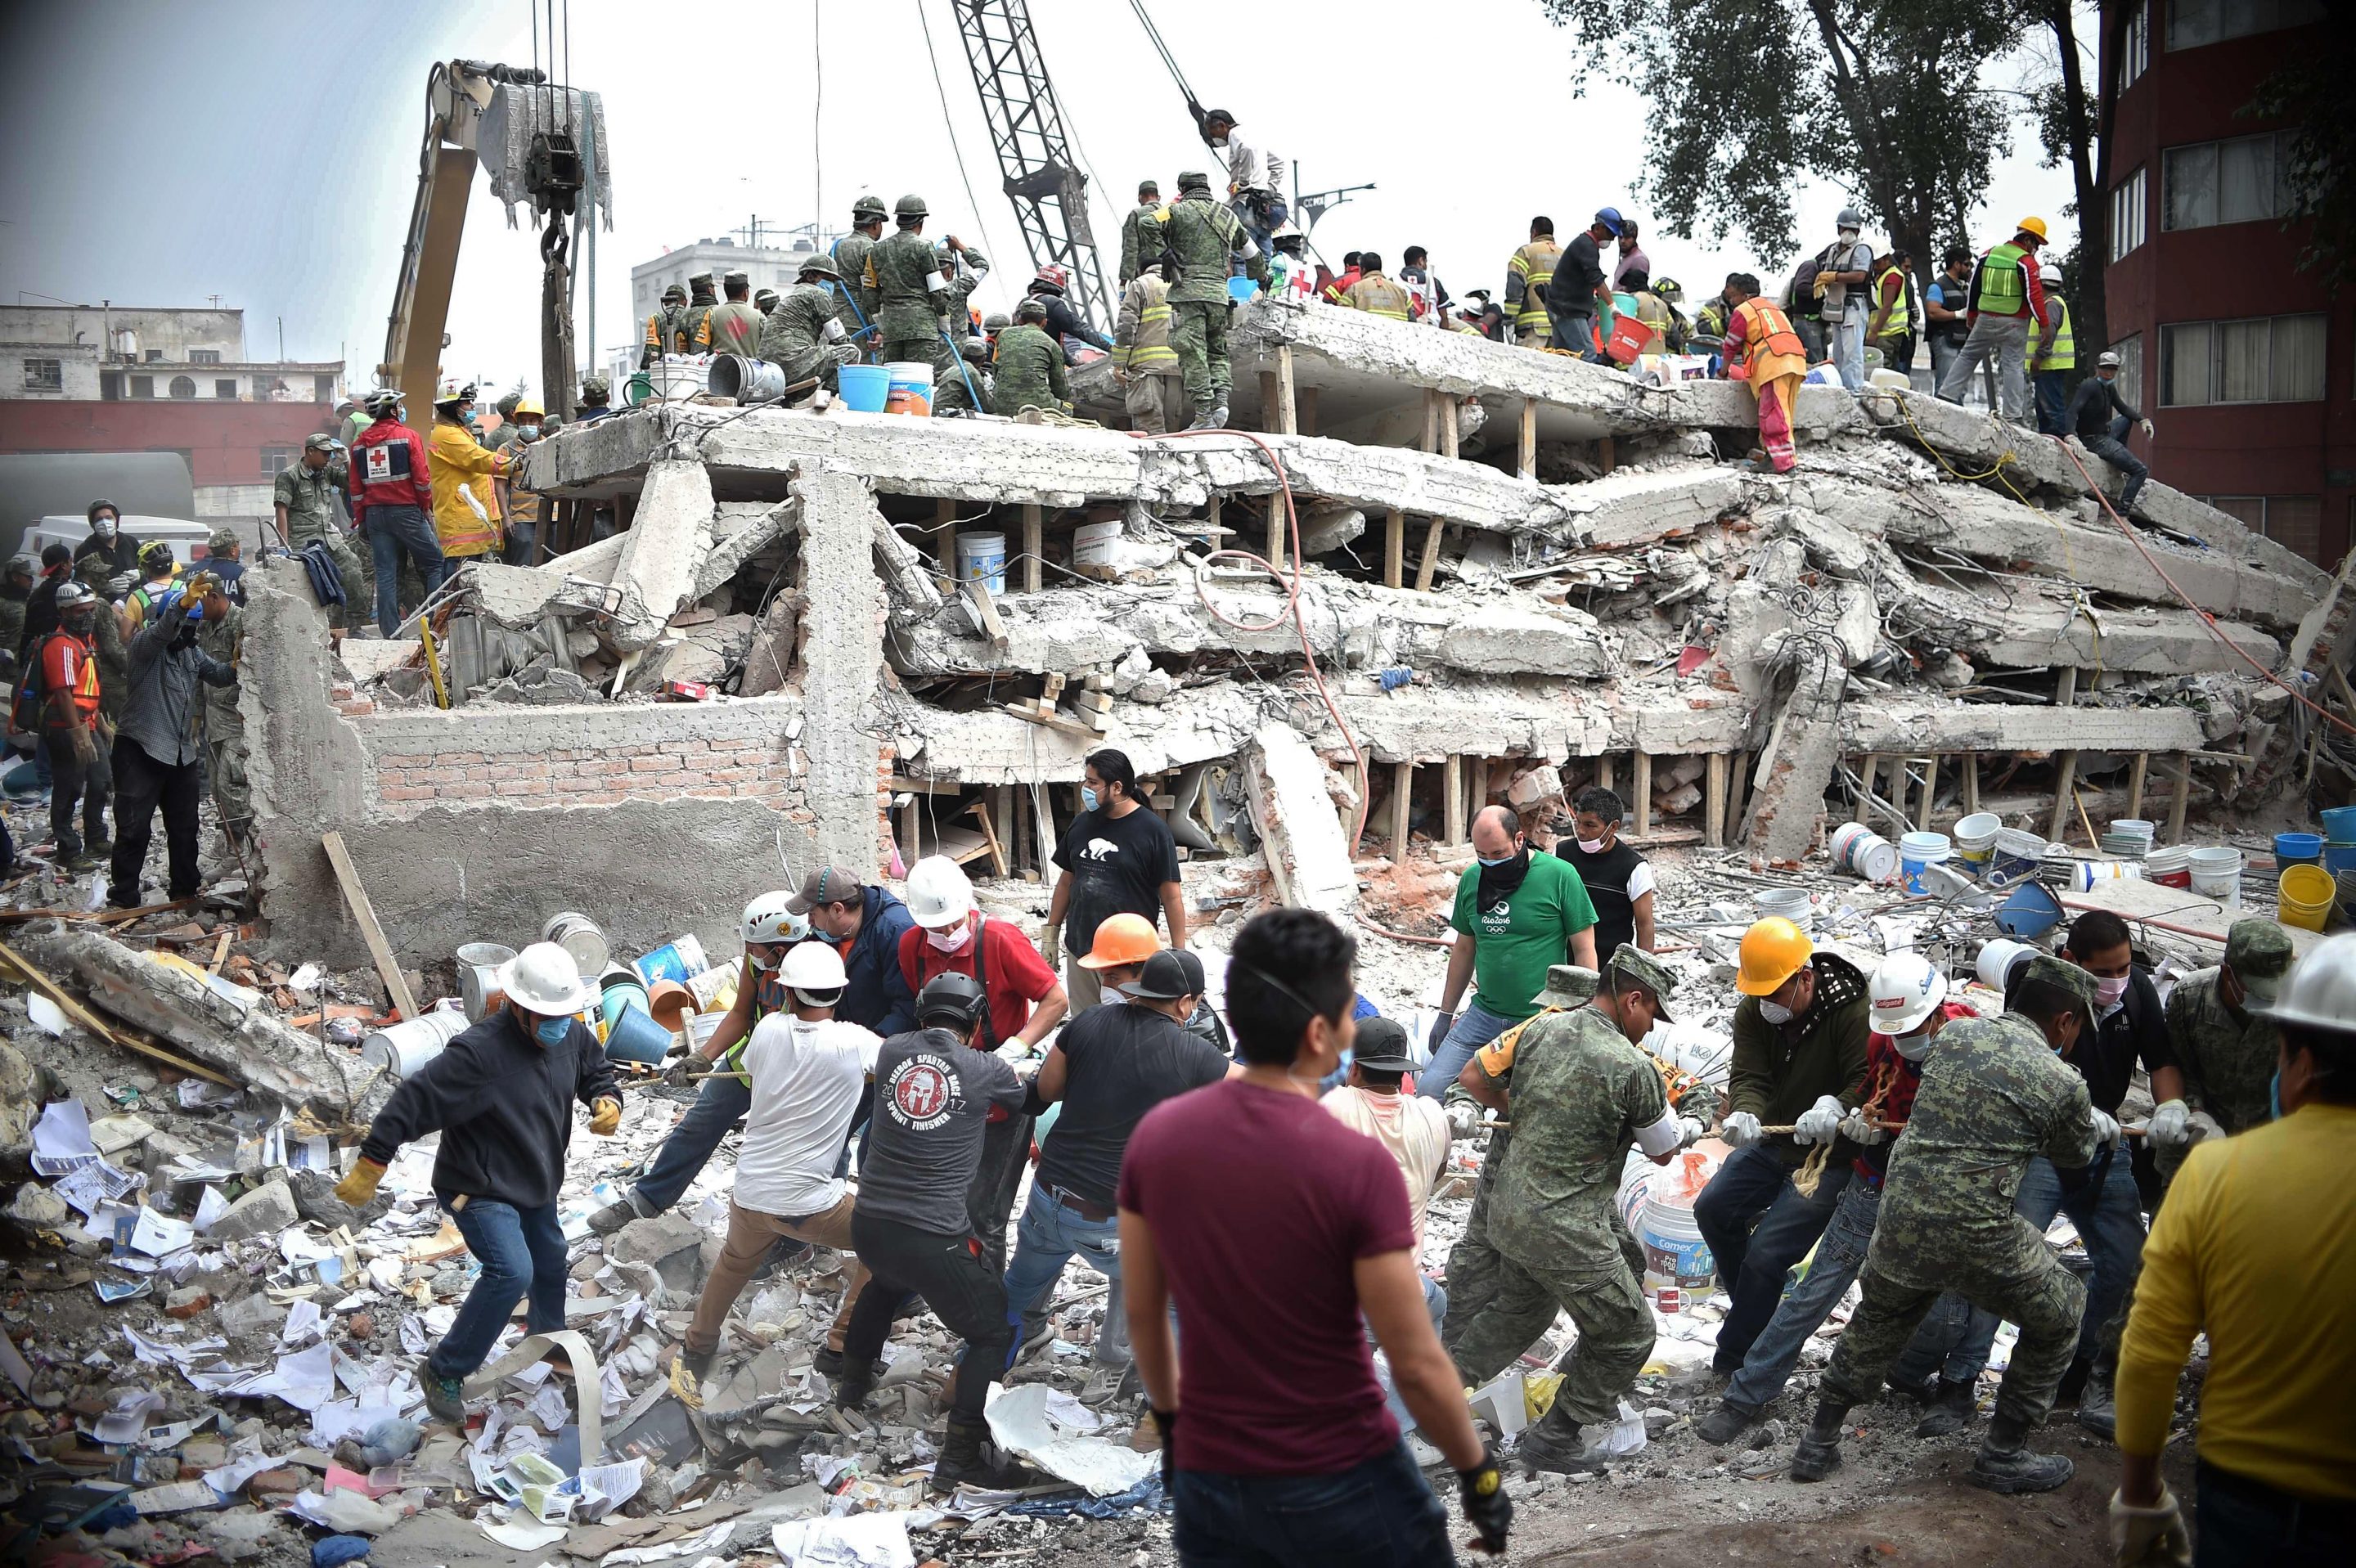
[1733,297,1808,381]
[40,629,101,722]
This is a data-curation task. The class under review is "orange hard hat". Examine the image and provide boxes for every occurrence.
[1077,913,1163,969]
[1736,917,1815,996]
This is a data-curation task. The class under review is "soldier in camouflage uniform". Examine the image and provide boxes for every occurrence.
[753,288,779,316]
[989,300,1071,416]
[928,238,992,415]
[1140,170,1267,429]
[274,434,366,637]
[193,569,248,851]
[642,283,687,366]
[830,195,888,349]
[865,195,952,374]
[675,274,719,354]
[1792,955,2106,1495]
[1117,179,1163,285]
[755,257,859,392]
[1461,950,1700,1473]
[2160,919,2290,1166]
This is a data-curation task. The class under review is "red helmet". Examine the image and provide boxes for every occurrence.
[1032,264,1069,293]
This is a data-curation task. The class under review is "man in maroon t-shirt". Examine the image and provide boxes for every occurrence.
[1118,909,1510,1564]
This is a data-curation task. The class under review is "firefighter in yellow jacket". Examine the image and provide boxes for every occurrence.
[1114,267,1185,434]
[427,380,508,587]
[1506,218,1563,346]
[1339,252,1413,321]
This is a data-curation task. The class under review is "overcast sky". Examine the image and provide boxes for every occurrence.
[1,0,2079,397]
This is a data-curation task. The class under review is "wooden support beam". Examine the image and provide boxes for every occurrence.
[1258,368,1280,434]
[2167,757,2192,844]
[966,801,1010,878]
[1422,389,1440,454]
[1598,754,1615,793]
[2048,668,2081,844]
[1276,343,1299,436]
[1598,435,1616,474]
[1391,761,1414,865]
[1517,398,1538,481]
[994,786,1017,873]
[1383,508,1405,589]
[1920,755,1941,833]
[899,794,921,860]
[1444,755,1467,847]
[321,830,420,1022]
[1297,384,1319,439]
[1439,396,1460,461]
[1021,502,1042,593]
[1854,756,1881,826]
[2126,752,2150,823]
[1414,516,1446,591]
[1963,754,1981,816]
[1704,752,1729,848]
[1267,494,1286,573]
[1632,753,1654,838]
[931,497,957,566]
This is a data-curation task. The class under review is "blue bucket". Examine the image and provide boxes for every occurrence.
[2276,832,2324,867]
[1994,882,2065,939]
[1226,276,1261,303]
[2325,843,2356,875]
[605,1003,673,1065]
[633,936,708,987]
[838,363,890,412]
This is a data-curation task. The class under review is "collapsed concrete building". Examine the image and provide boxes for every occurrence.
[236,294,2339,964]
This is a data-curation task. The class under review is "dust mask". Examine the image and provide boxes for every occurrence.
[1576,837,1607,855]
[2093,975,2129,1009]
[926,923,972,955]
[533,1015,570,1046]
[1757,999,1795,1026]
[2237,970,2282,1009]
[1081,787,1099,812]
[1891,1025,1935,1061]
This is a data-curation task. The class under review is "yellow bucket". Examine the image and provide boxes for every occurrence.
[2278,863,2335,932]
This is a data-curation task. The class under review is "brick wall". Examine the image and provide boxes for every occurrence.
[366,737,812,819]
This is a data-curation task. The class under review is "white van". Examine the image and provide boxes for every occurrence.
[20,515,216,568]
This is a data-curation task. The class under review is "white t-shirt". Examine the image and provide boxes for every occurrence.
[1321,1085,1451,1252]
[733,1013,881,1219]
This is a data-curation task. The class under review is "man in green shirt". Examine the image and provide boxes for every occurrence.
[1423,804,1598,1101]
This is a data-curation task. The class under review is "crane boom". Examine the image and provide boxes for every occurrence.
[950,0,1112,336]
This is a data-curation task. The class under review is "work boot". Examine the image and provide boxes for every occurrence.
[588,1191,652,1236]
[669,1347,713,1409]
[1696,1400,1761,1447]
[1080,1361,1139,1408]
[1207,402,1230,429]
[1788,1401,1849,1483]
[1183,407,1219,432]
[1913,1377,1979,1439]
[833,1360,878,1412]
[2075,1368,2117,1443]
[930,1417,1032,1493]
[1968,1414,2075,1494]
[422,1371,468,1424]
[1515,1402,1608,1476]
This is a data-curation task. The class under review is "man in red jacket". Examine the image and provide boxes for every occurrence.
[346,387,440,637]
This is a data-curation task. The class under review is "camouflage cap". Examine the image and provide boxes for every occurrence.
[580,375,611,402]
[206,525,241,552]
[1532,964,1601,1011]
[1603,943,1679,1021]
[722,271,750,289]
[798,254,840,281]
[2019,953,2100,1024]
[662,283,687,303]
[753,288,780,309]
[2224,918,2294,980]
[303,431,338,452]
[1176,169,1212,191]
[688,272,714,289]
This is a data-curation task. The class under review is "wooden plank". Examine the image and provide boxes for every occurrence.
[1632,753,1653,838]
[1391,761,1414,864]
[966,801,1009,878]
[1258,368,1281,434]
[1443,756,1466,847]
[931,497,957,566]
[206,929,232,976]
[1414,516,1446,591]
[2048,668,2081,844]
[1439,395,1460,461]
[1598,435,1616,474]
[1597,754,1615,793]
[963,579,1008,649]
[1963,754,1981,816]
[2167,756,2192,844]
[993,786,1017,874]
[1297,384,1319,439]
[1383,508,1405,589]
[1276,343,1299,437]
[1920,755,1940,833]
[899,794,921,859]
[1704,752,1729,848]
[0,942,236,1088]
[1851,756,1877,826]
[1267,495,1286,573]
[889,774,964,796]
[1517,398,1538,480]
[320,831,420,1022]
[1000,702,1097,741]
[1421,389,1439,454]
[2126,752,2150,822]
[1021,502,1042,594]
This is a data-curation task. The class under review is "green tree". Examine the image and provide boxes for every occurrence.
[2241,57,2355,288]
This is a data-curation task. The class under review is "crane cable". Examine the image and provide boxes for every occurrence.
[915,0,1013,281]
[1124,0,1198,106]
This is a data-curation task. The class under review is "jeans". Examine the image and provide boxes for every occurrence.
[2086,415,2149,510]
[1172,1440,1454,1568]
[1928,332,1965,392]
[841,1212,1010,1422]
[109,736,200,905]
[366,502,444,636]
[1951,1150,2146,1376]
[429,1197,568,1380]
[1937,313,2031,421]
[1370,1274,1448,1434]
[1828,312,1867,391]
[632,1072,753,1213]
[1794,316,1827,365]
[2195,1460,2356,1568]
[1692,1143,1851,1370]
[1724,1176,1984,1413]
[1547,308,1598,362]
[44,725,109,859]
[1003,1183,1128,1364]
[1416,999,1518,1100]
[2033,368,2070,434]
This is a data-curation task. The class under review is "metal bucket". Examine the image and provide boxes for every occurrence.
[706,354,789,404]
[362,1007,472,1079]
[456,941,517,1023]
[542,911,609,977]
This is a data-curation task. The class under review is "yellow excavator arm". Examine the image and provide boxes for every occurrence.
[380,61,502,423]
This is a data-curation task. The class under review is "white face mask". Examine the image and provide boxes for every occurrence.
[1576,837,1607,855]
[1891,1026,1936,1061]
[925,923,971,955]
[2093,974,2130,1009]
[1757,999,1795,1026]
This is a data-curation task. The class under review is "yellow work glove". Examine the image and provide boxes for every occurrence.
[335,1157,386,1207]
[588,1097,623,1137]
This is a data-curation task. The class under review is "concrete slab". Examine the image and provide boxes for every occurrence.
[1244,721,1357,914]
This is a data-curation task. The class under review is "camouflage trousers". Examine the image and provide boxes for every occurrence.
[205,721,250,833]
[291,527,368,631]
[1820,1247,2085,1429]
[1170,300,1232,416]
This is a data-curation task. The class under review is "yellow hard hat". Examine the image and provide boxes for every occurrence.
[1077,912,1164,969]
[514,397,543,419]
[2017,215,2049,241]
[1736,917,1815,997]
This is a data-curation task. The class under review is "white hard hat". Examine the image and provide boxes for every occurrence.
[781,942,848,995]
[742,890,807,946]
[499,941,599,1016]
[903,856,974,929]
[2253,931,2356,1034]
[1868,951,1947,1037]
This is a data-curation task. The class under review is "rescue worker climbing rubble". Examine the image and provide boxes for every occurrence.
[1140,170,1266,431]
[990,299,1072,417]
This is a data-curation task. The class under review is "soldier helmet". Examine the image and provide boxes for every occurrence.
[797,254,840,281]
[662,284,687,303]
[982,312,1010,333]
[753,288,780,310]
[494,391,523,418]
[852,194,888,220]
[206,525,241,553]
[7,553,38,580]
[935,242,957,265]
[185,568,225,602]
[579,375,611,403]
[959,335,990,363]
[893,194,929,219]
[1176,169,1212,193]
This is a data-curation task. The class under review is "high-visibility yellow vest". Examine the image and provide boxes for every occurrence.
[1871,263,1910,334]
[1976,242,2030,316]
[2035,299,2075,370]
[1508,240,1560,329]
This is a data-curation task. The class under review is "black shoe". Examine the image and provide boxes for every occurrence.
[930,1417,1031,1492]
[1788,1402,1848,1484]
[812,1346,887,1380]
[1913,1377,1978,1439]
[1968,1442,2075,1494]
[834,1366,877,1411]
[1516,1404,1607,1476]
[1696,1400,1759,1447]
[2076,1373,2116,1443]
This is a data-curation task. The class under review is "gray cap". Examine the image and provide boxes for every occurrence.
[1532,964,1601,1011]
[1837,207,1864,229]
[2097,351,2121,368]
[2020,953,2100,1025]
[1177,169,1212,192]
[2224,919,2294,981]
[1603,943,1679,1021]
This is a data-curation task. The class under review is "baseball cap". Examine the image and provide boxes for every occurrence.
[1350,1017,1417,1073]
[785,866,865,915]
[1117,949,1194,1001]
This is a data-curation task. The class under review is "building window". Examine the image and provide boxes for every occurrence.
[168,375,197,399]
[2160,314,2326,405]
[144,348,164,362]
[2108,335,2145,408]
[2203,495,2322,560]
[21,357,64,391]
[2165,0,2324,51]
[130,375,155,398]
[214,378,240,399]
[2164,133,2295,231]
[2109,168,2147,261]
[2118,3,2149,89]
[189,348,223,365]
[259,447,298,476]
[313,374,335,402]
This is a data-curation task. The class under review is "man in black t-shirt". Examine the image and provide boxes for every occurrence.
[1045,747,1186,1013]
[1003,948,1233,1402]
[1554,786,1656,960]
[835,974,1035,1490]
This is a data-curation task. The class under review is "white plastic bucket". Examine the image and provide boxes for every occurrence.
[1990,827,2049,884]
[2144,843,2192,889]
[1829,822,1899,883]
[2070,860,2146,892]
[2109,819,2156,843]
[362,1007,471,1079]
[884,361,934,416]
[2188,847,2244,902]
[1639,1194,1714,1293]
[542,911,609,977]
[1753,886,1813,932]
[652,354,710,402]
[955,530,1009,597]
[1952,812,2002,868]
[1899,831,1952,896]
[1977,937,2035,990]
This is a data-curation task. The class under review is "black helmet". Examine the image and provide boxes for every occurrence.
[915,972,988,1032]
[87,498,119,525]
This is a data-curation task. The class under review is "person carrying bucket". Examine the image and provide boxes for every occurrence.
[925,237,992,416]
[335,942,619,1422]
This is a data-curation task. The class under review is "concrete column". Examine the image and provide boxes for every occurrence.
[799,464,890,877]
